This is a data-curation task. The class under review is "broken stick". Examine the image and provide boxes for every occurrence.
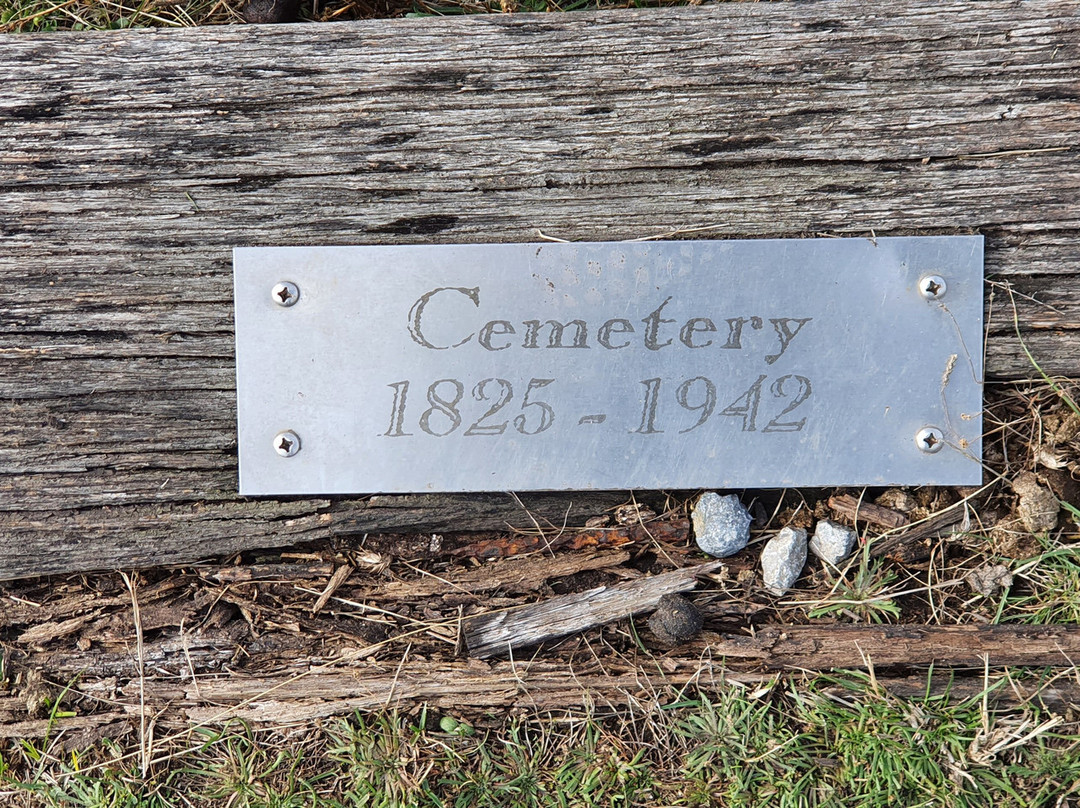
[464,561,722,658]
[868,505,967,563]
[828,494,910,530]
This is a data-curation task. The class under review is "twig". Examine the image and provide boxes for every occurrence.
[120,572,148,779]
[384,644,412,710]
[179,618,201,701]
[293,587,457,645]
[311,564,353,614]
[782,577,966,609]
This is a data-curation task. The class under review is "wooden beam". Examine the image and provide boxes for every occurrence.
[173,644,1080,724]
[9,669,1080,736]
[0,492,634,580]
[13,626,1080,731]
[2,1,1078,578]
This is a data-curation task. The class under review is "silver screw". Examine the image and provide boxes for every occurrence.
[918,275,947,300]
[274,430,301,457]
[272,281,300,307]
[915,426,945,454]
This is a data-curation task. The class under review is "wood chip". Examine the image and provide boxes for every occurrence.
[828,494,910,529]
[312,565,354,614]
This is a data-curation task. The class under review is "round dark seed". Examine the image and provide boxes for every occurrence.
[647,593,704,646]
[243,0,301,24]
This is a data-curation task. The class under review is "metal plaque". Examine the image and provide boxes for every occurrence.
[233,237,983,495]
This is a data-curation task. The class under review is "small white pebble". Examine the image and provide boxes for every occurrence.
[692,492,751,558]
[809,520,857,566]
[761,526,808,595]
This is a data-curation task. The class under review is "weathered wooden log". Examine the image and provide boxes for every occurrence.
[168,640,1080,724]
[8,669,1080,738]
[2,0,1078,579]
[12,624,1080,733]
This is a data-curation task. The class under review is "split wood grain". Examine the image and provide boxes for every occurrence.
[2,0,1078,578]
[9,669,1080,736]
[0,492,632,580]
[18,624,1080,732]
[173,634,1080,723]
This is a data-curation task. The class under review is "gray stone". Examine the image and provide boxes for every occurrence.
[965,564,1014,597]
[761,526,808,595]
[809,520,857,566]
[1013,472,1060,534]
[692,492,752,558]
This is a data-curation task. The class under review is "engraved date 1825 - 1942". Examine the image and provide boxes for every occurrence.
[382,374,812,439]
[382,286,814,439]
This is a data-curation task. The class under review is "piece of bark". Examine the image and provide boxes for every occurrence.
[449,519,689,560]
[464,561,721,658]
[868,505,968,563]
[311,565,353,614]
[828,495,910,530]
[211,563,337,583]
[16,613,98,646]
[702,624,1080,671]
[355,550,632,601]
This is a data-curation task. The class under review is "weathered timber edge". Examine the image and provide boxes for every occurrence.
[8,624,1080,731]
[2,1,1079,579]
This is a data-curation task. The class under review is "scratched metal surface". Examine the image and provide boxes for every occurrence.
[233,237,983,494]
